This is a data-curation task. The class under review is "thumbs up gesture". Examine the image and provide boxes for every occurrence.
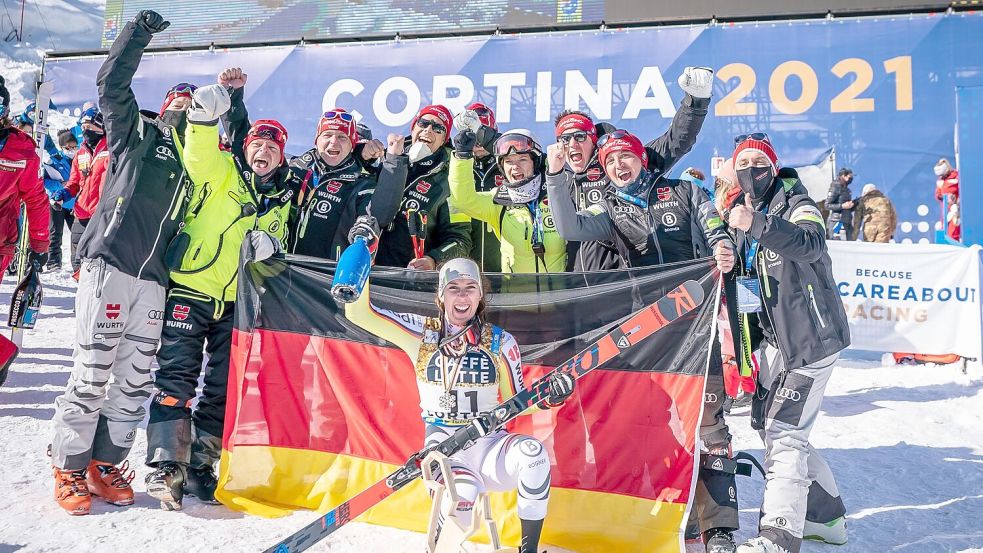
[728,194,755,231]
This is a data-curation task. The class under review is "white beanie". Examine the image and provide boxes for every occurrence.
[438,258,482,298]
[862,183,877,196]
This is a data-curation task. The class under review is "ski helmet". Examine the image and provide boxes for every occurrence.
[493,129,543,172]
[77,107,104,130]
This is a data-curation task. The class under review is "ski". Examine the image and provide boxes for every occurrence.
[264,278,706,553]
[10,79,53,347]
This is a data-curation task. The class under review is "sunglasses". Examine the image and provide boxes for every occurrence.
[557,131,590,145]
[322,111,354,123]
[495,133,539,157]
[734,132,769,144]
[595,129,631,149]
[415,119,447,134]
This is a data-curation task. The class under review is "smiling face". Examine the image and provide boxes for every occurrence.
[316,129,353,166]
[246,138,282,177]
[604,151,643,188]
[411,115,447,151]
[501,153,535,183]
[560,133,593,173]
[441,279,482,327]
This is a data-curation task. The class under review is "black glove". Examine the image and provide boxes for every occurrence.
[29,250,48,269]
[348,215,380,248]
[475,125,499,153]
[452,130,477,159]
[135,10,169,34]
[537,372,576,409]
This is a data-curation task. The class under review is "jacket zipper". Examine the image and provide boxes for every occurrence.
[807,284,827,328]
[758,253,773,298]
[137,167,187,280]
[102,197,125,238]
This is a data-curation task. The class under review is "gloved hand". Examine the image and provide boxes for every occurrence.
[678,66,714,99]
[29,249,48,269]
[248,231,280,263]
[187,84,231,125]
[538,371,576,409]
[452,129,477,159]
[134,10,169,34]
[51,188,72,203]
[475,125,498,153]
[348,215,380,248]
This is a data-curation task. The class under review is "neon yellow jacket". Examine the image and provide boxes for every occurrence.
[448,157,565,273]
[169,122,291,302]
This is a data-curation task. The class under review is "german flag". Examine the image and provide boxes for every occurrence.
[217,256,719,552]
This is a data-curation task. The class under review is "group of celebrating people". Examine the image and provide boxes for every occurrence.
[0,9,856,553]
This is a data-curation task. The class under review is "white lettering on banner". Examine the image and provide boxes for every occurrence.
[322,79,365,121]
[320,66,677,125]
[827,241,982,359]
[622,66,677,119]
[484,72,526,124]
[565,69,613,120]
[432,74,475,115]
[373,76,421,126]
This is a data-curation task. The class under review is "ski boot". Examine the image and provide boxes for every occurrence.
[185,465,221,504]
[704,528,737,553]
[145,461,186,511]
[736,536,790,553]
[53,467,91,515]
[804,516,847,545]
[86,459,136,506]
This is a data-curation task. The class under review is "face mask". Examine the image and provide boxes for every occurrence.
[63,149,77,160]
[736,166,774,200]
[161,110,188,137]
[82,128,103,146]
[407,142,432,164]
[844,176,853,185]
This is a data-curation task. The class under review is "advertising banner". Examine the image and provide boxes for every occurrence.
[829,241,982,359]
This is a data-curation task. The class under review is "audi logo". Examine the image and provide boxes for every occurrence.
[775,388,801,401]
[147,310,165,320]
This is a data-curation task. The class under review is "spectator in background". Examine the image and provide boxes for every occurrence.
[934,158,960,242]
[679,166,713,200]
[54,108,108,277]
[42,129,78,271]
[857,183,897,243]
[825,167,854,240]
[461,102,504,272]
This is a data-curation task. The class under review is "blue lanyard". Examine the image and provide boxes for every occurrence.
[527,201,544,246]
[614,189,648,209]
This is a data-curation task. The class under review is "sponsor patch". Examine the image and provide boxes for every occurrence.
[105,304,121,320]
[172,304,191,321]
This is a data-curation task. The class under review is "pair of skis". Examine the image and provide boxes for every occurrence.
[264,278,706,553]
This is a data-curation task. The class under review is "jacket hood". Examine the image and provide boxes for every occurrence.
[0,127,39,160]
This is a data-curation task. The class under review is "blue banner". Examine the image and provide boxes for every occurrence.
[45,12,983,244]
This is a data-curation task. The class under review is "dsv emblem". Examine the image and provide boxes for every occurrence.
[775,387,801,401]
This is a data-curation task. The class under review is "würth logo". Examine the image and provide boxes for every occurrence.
[657,187,671,201]
[172,305,191,321]
[587,167,603,181]
[105,304,121,320]
[416,181,432,194]
[325,180,342,194]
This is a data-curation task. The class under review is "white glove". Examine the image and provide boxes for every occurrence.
[187,84,231,124]
[678,66,714,99]
[249,231,280,262]
[454,109,481,133]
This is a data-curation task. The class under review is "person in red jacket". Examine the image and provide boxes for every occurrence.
[933,158,960,242]
[55,108,108,276]
[0,76,51,380]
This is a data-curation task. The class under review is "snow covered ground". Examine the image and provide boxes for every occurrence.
[0,245,981,553]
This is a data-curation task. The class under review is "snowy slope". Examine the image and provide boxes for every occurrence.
[0,242,982,552]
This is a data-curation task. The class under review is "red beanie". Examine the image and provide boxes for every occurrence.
[244,119,289,164]
[410,104,453,144]
[598,130,647,168]
[733,136,779,171]
[555,113,597,143]
[466,102,497,131]
[316,108,358,145]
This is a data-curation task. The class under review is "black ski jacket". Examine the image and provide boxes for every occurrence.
[78,20,190,285]
[729,170,851,369]
[566,94,710,271]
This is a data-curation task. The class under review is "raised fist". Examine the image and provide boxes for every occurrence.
[546,142,567,174]
[678,66,714,99]
[135,10,169,34]
[218,67,247,89]
[187,84,231,124]
[452,130,477,159]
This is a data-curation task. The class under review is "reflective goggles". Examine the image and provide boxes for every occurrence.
[494,133,540,157]
[249,123,287,144]
[322,110,354,122]
[595,129,631,149]
[734,132,769,144]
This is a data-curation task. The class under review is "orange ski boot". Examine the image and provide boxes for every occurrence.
[54,467,91,515]
[86,460,136,506]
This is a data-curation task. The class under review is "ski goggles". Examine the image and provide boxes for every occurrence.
[415,118,447,134]
[557,131,590,145]
[734,132,769,144]
[595,129,632,149]
[494,133,541,157]
[321,110,354,123]
[249,122,287,144]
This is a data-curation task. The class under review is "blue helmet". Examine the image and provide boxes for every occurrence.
[78,106,104,129]
[16,102,36,127]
